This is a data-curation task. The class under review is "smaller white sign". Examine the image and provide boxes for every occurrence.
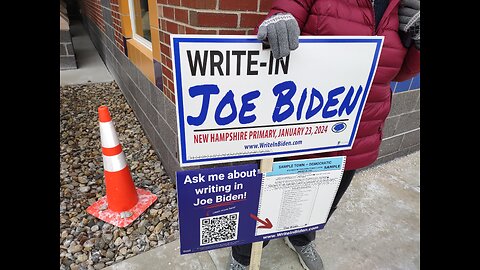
[255,156,346,236]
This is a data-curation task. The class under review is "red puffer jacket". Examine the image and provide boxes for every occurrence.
[261,0,420,170]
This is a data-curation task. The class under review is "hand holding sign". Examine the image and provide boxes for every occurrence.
[257,13,300,59]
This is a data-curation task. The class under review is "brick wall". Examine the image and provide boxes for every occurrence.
[108,0,127,53]
[156,0,272,103]
[84,0,106,33]
[369,76,420,167]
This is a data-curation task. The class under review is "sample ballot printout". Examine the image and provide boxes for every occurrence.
[255,156,346,236]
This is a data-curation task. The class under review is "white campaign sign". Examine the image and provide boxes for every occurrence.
[171,35,383,166]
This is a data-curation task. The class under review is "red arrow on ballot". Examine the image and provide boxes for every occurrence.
[249,213,273,229]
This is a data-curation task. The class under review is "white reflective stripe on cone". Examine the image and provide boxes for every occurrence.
[100,121,120,148]
[103,152,127,172]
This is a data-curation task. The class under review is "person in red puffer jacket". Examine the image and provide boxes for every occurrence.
[227,1,420,269]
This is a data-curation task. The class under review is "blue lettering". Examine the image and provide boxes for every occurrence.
[186,82,363,127]
[272,81,296,122]
[187,84,220,126]
[338,85,363,116]
[215,90,237,125]
[322,86,345,118]
[297,88,307,121]
[306,88,323,120]
[239,90,260,124]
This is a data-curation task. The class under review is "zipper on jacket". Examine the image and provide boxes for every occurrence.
[369,0,376,35]
[373,0,400,35]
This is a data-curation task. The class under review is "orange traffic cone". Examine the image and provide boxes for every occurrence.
[87,105,157,227]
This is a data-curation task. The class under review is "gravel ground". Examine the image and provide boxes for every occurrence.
[60,82,179,270]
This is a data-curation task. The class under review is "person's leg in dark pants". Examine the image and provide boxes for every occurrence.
[231,241,269,266]
[288,169,356,245]
[282,170,356,270]
[326,169,357,221]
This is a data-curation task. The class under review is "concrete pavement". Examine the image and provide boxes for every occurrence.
[60,20,113,86]
[104,151,420,270]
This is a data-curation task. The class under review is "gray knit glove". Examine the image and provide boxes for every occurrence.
[257,13,300,59]
[399,0,420,50]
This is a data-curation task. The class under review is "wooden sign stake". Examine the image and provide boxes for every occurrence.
[249,158,274,270]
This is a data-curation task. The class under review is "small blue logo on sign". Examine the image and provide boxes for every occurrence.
[332,122,347,133]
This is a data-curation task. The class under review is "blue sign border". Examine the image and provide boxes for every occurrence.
[172,37,383,165]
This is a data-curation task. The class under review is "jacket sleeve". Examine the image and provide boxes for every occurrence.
[393,46,420,82]
[254,0,315,33]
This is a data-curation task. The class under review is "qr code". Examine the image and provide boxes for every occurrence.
[200,212,239,246]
